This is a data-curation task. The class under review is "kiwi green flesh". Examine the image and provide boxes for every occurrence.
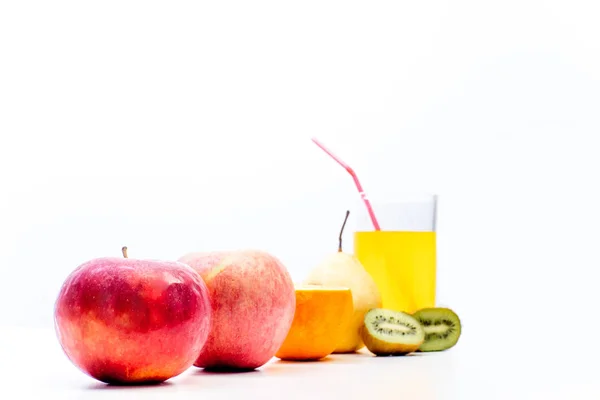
[364,309,424,344]
[413,307,461,352]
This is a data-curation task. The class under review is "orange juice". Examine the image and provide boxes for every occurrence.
[354,230,436,314]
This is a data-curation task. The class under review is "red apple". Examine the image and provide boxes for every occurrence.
[54,247,212,384]
[178,249,295,370]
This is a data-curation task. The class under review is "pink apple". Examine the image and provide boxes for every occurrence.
[54,248,212,384]
[178,249,296,370]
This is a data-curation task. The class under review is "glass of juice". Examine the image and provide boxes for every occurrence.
[353,193,437,314]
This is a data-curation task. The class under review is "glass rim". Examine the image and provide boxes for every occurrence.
[360,192,438,204]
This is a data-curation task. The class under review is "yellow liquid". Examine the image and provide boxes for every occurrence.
[354,231,436,314]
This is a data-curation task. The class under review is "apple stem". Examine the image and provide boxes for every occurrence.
[122,246,128,258]
[338,210,350,252]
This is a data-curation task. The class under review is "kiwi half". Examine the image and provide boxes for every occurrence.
[412,307,461,352]
[360,308,425,356]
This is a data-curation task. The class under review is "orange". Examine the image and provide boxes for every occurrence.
[275,284,353,361]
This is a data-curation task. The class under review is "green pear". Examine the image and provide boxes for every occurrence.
[304,211,382,353]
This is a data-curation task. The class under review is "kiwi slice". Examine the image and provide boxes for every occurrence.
[360,308,425,356]
[412,307,461,352]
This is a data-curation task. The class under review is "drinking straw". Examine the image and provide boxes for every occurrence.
[310,137,381,231]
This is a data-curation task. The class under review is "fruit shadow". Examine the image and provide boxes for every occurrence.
[329,351,429,363]
[372,352,428,358]
[86,381,174,391]
[271,353,379,367]
[192,360,331,378]
[194,367,262,376]
[272,357,337,365]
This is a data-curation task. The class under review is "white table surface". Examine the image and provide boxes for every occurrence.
[2,326,598,399]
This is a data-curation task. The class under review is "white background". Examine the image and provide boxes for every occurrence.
[1,0,599,397]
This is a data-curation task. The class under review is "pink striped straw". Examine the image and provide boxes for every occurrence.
[311,137,381,231]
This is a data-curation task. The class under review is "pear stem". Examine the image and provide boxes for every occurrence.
[122,246,128,258]
[338,210,350,252]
